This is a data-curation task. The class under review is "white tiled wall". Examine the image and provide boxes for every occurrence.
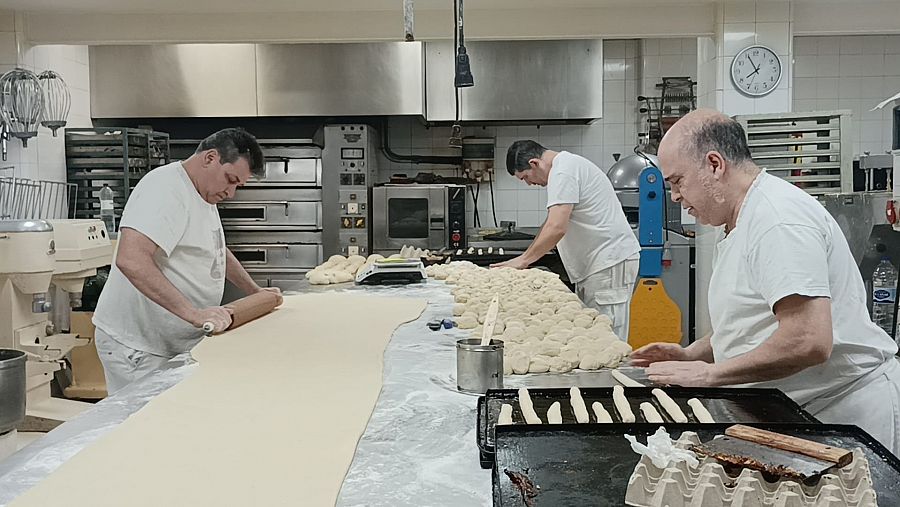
[793,35,900,156]
[378,38,697,229]
[0,10,92,187]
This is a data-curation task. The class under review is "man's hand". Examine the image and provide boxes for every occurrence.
[647,360,717,387]
[191,306,233,333]
[629,342,690,367]
[259,286,284,307]
[490,255,531,270]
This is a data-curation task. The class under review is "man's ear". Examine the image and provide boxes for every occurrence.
[528,158,541,170]
[707,151,726,180]
[203,149,219,166]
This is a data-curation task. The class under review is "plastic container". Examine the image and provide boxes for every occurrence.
[872,256,897,337]
[99,183,116,237]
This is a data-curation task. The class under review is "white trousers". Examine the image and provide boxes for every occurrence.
[574,257,640,341]
[94,327,172,395]
[807,358,900,457]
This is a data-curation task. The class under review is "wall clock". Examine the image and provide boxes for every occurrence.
[731,45,782,97]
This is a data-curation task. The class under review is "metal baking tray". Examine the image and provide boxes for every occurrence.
[492,423,900,506]
[477,387,818,468]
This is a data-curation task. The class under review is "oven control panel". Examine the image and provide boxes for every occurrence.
[447,185,467,250]
[323,124,377,257]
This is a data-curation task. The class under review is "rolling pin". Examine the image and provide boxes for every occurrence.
[202,291,280,335]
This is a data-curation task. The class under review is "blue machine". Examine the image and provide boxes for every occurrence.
[637,165,666,278]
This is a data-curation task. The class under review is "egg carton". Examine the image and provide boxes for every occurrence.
[625,432,877,507]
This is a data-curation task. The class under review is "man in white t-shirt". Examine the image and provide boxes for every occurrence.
[93,128,283,394]
[631,109,900,454]
[491,140,641,339]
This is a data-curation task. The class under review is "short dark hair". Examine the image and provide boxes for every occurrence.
[506,140,547,176]
[196,128,265,177]
[687,117,753,165]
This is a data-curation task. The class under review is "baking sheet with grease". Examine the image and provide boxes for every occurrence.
[477,387,818,468]
[492,423,900,507]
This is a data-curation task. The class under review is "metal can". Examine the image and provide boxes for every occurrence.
[0,349,26,435]
[456,338,503,394]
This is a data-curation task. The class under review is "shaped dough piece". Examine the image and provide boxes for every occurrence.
[308,270,335,285]
[528,355,551,373]
[639,402,664,423]
[518,388,542,424]
[569,387,590,423]
[547,401,562,424]
[456,316,478,329]
[509,351,530,375]
[452,303,467,316]
[611,369,643,388]
[579,353,602,371]
[591,401,613,423]
[559,350,581,369]
[612,385,635,423]
[547,356,573,373]
[652,388,688,423]
[533,340,561,357]
[498,404,514,425]
[688,398,715,423]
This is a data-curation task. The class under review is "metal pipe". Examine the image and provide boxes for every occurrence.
[377,119,461,166]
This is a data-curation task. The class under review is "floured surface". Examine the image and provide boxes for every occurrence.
[10,293,426,507]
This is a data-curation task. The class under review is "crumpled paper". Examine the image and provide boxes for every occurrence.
[625,427,699,469]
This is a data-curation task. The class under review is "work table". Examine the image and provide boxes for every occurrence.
[0,280,632,506]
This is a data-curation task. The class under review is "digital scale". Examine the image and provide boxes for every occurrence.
[355,258,427,285]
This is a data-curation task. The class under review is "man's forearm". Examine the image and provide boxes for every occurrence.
[685,333,714,362]
[119,259,199,326]
[225,249,260,295]
[709,329,822,385]
[520,223,565,265]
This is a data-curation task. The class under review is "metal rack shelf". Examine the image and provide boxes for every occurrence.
[735,110,853,196]
[65,127,170,224]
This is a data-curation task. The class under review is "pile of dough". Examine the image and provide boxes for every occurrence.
[398,244,431,259]
[305,254,384,285]
[429,262,633,374]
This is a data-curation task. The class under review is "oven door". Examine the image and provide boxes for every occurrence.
[372,186,448,252]
[219,189,322,230]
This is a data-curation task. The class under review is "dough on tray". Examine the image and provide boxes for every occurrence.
[498,404,514,425]
[612,385,635,423]
[688,398,715,423]
[639,402,664,423]
[570,387,590,423]
[518,388,542,424]
[592,401,613,423]
[547,401,562,424]
[652,388,688,423]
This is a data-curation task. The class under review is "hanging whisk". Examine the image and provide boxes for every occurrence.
[38,70,70,136]
[0,68,43,147]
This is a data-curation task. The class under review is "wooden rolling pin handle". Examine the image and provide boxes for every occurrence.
[225,291,281,330]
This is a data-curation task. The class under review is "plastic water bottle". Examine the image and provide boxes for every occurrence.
[99,184,116,236]
[872,257,898,336]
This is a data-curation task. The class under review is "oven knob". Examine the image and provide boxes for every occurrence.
[451,233,461,242]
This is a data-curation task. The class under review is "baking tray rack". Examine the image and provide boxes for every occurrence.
[492,423,900,506]
[477,387,818,468]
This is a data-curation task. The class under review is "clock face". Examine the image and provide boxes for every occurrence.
[731,45,782,97]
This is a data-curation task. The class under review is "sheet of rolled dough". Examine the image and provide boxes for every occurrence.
[10,293,426,507]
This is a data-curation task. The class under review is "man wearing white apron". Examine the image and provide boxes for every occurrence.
[492,140,640,340]
[631,109,900,454]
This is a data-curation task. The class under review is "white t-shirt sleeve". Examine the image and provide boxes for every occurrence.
[546,172,579,208]
[119,173,189,257]
[747,224,832,310]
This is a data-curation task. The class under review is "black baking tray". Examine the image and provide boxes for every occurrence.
[477,387,818,468]
[492,423,900,506]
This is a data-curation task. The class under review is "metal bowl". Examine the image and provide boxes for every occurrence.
[606,153,660,190]
[0,349,26,435]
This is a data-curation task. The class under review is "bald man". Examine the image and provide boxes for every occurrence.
[631,109,900,454]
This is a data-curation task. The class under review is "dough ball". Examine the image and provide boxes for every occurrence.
[510,351,530,375]
[554,320,574,331]
[327,254,347,263]
[457,316,478,329]
[579,353,602,370]
[452,303,466,316]
[308,270,334,285]
[559,350,581,369]
[539,307,556,317]
[594,314,613,327]
[579,308,600,319]
[572,317,593,329]
[548,356,574,373]
[347,255,366,265]
[503,360,513,375]
[366,254,385,263]
[533,340,561,357]
[528,355,551,373]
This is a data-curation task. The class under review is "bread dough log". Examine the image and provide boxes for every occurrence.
[639,402,664,423]
[612,385,636,423]
[688,398,715,423]
[652,388,688,423]
[498,403,514,425]
[611,369,643,387]
[547,401,563,424]
[518,388,542,424]
[591,401,613,423]
[569,386,590,423]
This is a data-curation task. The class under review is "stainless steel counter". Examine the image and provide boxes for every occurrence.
[0,281,633,506]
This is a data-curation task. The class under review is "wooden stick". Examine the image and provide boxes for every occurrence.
[725,425,853,467]
[480,295,500,346]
